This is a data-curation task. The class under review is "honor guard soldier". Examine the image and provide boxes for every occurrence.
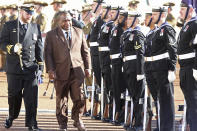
[0,5,9,71]
[8,4,18,21]
[0,4,44,131]
[50,0,84,30]
[149,6,177,131]
[82,4,93,36]
[51,0,67,29]
[0,6,9,31]
[144,11,159,131]
[89,0,104,88]
[177,0,197,130]
[88,0,104,119]
[128,0,140,11]
[81,3,94,117]
[163,2,176,27]
[97,5,120,122]
[121,11,145,130]
[109,10,128,125]
[33,1,48,33]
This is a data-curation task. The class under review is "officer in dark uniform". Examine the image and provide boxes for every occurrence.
[109,10,128,125]
[97,5,119,122]
[150,7,177,131]
[121,11,145,130]
[0,5,43,131]
[144,11,159,131]
[177,0,197,130]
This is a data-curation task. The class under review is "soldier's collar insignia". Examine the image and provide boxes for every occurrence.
[183,25,189,32]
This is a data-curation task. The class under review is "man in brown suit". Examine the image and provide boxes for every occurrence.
[44,11,91,131]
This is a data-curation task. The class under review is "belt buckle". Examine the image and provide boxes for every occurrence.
[145,57,147,61]
[123,57,126,62]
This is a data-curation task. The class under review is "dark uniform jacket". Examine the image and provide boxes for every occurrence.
[97,20,114,68]
[177,17,197,69]
[0,19,43,76]
[144,28,156,72]
[121,26,145,75]
[89,16,105,56]
[150,22,177,71]
[109,24,124,65]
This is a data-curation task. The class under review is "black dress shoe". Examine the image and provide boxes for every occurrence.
[4,118,13,129]
[91,115,101,120]
[28,125,41,131]
[126,127,136,131]
[153,128,159,131]
[83,112,90,117]
[102,118,111,123]
[111,120,121,126]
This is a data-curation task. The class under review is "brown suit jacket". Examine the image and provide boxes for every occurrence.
[44,26,91,81]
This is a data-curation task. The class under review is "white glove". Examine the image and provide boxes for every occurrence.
[137,74,145,81]
[168,71,176,83]
[193,69,197,81]
[14,43,22,55]
[37,70,42,77]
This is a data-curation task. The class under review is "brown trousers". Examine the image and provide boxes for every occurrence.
[54,69,85,127]
[0,49,6,69]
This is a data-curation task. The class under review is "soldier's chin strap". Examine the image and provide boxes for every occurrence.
[147,18,152,27]
[113,10,120,21]
[93,0,103,13]
[119,13,128,27]
[103,6,111,19]
[184,6,190,21]
[155,11,162,24]
[130,16,137,28]
[113,7,123,21]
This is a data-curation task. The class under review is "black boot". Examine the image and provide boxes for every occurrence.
[4,118,13,129]
[28,125,42,131]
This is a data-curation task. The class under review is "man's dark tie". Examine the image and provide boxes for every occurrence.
[65,32,71,47]
[22,24,27,33]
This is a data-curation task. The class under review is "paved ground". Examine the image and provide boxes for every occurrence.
[0,69,185,131]
[0,113,126,131]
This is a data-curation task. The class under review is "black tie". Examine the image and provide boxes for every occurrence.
[22,24,27,33]
[65,32,71,47]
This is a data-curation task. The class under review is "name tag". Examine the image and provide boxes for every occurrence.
[129,34,134,41]
[103,26,109,33]
[160,29,164,36]
[113,30,117,36]
[33,33,37,40]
